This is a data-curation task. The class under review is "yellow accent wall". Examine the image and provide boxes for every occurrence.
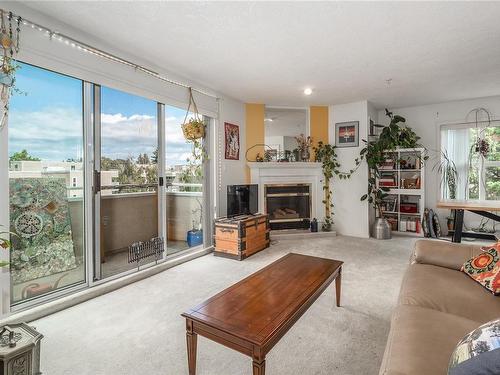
[245,103,265,182]
[310,106,329,160]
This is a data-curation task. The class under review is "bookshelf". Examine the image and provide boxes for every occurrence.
[376,148,425,236]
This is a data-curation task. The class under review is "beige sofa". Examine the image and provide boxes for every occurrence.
[379,239,500,375]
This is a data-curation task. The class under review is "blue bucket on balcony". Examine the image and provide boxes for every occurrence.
[187,229,203,247]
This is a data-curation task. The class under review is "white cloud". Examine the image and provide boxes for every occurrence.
[9,107,195,165]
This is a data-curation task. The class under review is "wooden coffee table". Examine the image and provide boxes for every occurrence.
[181,253,343,375]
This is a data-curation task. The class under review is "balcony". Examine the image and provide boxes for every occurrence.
[99,186,203,276]
[10,182,204,303]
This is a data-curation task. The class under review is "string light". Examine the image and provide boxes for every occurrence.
[3,7,219,100]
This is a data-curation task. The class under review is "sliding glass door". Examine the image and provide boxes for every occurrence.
[6,62,213,307]
[8,63,86,304]
[95,86,160,279]
[164,106,208,255]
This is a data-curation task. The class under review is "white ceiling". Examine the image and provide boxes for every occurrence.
[17,1,500,108]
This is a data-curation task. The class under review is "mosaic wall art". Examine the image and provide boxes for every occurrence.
[9,178,77,284]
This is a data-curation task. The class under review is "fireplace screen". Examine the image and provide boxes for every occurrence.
[265,184,311,230]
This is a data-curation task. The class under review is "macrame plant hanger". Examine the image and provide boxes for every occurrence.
[181,87,205,141]
[0,10,22,130]
[181,87,206,163]
[464,107,492,200]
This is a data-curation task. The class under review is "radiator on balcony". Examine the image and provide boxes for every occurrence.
[128,237,165,268]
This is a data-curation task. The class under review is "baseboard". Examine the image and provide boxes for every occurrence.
[270,230,337,240]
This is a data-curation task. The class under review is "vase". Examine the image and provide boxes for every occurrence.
[373,217,392,239]
[300,149,310,162]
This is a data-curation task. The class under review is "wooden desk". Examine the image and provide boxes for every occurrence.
[181,253,343,375]
[437,200,500,243]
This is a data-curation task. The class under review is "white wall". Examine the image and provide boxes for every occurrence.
[216,97,246,217]
[330,101,370,238]
[377,95,500,230]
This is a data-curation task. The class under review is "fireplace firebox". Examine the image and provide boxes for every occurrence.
[265,184,311,230]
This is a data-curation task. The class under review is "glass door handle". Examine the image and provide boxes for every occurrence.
[94,170,101,194]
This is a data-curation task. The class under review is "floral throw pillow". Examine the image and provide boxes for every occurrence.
[462,245,500,295]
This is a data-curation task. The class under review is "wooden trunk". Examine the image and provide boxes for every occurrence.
[213,214,270,260]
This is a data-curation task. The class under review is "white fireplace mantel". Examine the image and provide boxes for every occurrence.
[247,162,326,221]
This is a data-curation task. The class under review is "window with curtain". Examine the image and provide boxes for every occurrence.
[441,124,500,201]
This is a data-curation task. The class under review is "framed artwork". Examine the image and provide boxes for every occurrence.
[335,121,359,147]
[224,122,240,160]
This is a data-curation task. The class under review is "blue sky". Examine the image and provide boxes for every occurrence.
[9,62,193,165]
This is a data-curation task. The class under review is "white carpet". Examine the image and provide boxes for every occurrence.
[33,235,417,375]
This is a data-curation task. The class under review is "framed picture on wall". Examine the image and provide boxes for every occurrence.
[224,122,240,160]
[335,121,359,147]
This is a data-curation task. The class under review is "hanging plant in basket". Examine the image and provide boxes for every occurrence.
[181,87,207,163]
[182,87,206,141]
[0,10,23,130]
[182,117,205,141]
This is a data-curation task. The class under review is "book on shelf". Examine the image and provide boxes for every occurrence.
[381,196,398,212]
[379,159,395,170]
[380,171,397,187]
[380,179,397,187]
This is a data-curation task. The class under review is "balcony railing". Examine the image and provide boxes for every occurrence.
[66,183,204,258]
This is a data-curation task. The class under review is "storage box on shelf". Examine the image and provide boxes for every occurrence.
[377,148,425,236]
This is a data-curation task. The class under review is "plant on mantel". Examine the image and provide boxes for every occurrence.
[359,109,428,217]
[313,142,361,231]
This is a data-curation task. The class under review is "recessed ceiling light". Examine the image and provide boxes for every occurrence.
[264,118,273,122]
[304,88,313,95]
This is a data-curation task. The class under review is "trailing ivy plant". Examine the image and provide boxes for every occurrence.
[0,225,15,268]
[314,142,361,231]
[359,109,428,217]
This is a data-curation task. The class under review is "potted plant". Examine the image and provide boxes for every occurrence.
[182,117,205,141]
[187,198,203,247]
[0,56,16,87]
[359,109,427,239]
[434,149,458,232]
[0,56,22,130]
[295,134,313,161]
[0,225,14,269]
[314,141,360,232]
[182,88,207,162]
